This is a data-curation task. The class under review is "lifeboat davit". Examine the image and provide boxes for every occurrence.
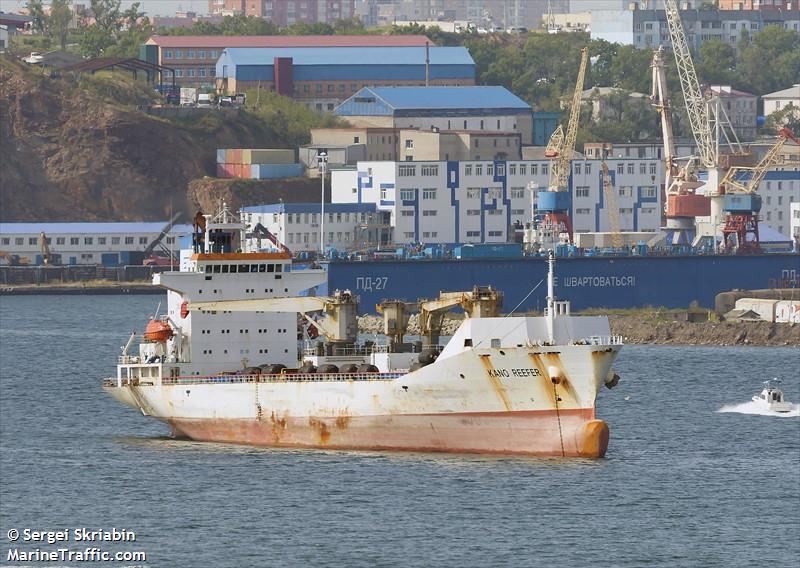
[144,319,174,342]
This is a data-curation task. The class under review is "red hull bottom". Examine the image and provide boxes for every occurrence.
[167,409,609,458]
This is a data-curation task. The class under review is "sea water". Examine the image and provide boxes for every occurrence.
[1,295,798,567]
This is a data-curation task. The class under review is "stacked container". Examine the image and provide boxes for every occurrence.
[216,148,303,179]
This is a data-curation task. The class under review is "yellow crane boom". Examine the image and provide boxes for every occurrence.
[601,162,624,248]
[547,47,588,193]
[721,128,798,195]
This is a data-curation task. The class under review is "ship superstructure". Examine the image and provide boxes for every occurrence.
[104,206,623,457]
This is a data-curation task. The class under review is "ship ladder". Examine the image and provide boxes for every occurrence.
[552,383,566,457]
[254,381,263,421]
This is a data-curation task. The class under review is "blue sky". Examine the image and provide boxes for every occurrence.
[0,0,208,17]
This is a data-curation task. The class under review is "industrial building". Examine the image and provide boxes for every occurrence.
[0,222,192,266]
[139,34,431,89]
[334,86,533,144]
[331,158,664,244]
[214,46,475,109]
[241,203,391,253]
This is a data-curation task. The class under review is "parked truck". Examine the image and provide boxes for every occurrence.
[180,87,197,107]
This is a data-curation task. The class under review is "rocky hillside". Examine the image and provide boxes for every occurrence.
[0,57,314,221]
[187,177,328,214]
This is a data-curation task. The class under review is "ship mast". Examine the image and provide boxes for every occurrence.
[546,250,555,344]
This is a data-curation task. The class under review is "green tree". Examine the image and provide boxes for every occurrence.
[764,103,800,134]
[697,39,735,85]
[25,0,46,34]
[47,0,72,50]
[79,0,150,57]
[737,25,800,95]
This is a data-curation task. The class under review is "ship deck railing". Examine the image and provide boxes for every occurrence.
[160,371,405,386]
[581,335,624,346]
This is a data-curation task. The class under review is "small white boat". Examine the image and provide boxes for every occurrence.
[752,380,793,413]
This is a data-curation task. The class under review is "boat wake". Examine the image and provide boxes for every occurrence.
[718,401,800,418]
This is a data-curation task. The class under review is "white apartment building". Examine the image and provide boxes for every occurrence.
[762,84,800,122]
[790,202,800,250]
[0,222,192,266]
[758,168,800,237]
[241,203,392,253]
[331,158,664,244]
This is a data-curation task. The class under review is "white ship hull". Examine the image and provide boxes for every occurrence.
[105,342,620,457]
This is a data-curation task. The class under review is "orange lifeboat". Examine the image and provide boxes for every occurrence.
[144,319,174,343]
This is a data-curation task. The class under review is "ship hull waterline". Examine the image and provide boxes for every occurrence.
[104,383,609,458]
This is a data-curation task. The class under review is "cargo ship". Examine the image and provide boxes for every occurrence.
[103,206,623,457]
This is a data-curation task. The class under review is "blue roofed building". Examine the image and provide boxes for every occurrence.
[215,46,475,112]
[334,86,534,144]
[241,203,392,252]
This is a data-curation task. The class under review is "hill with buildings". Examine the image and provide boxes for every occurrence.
[0,57,324,221]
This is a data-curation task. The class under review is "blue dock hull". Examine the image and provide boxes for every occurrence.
[326,254,800,313]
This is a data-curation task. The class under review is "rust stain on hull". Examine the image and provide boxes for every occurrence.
[165,408,608,457]
[575,419,609,457]
[478,354,512,411]
[308,417,331,444]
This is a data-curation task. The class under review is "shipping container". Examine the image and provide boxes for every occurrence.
[216,149,226,164]
[217,163,235,178]
[251,163,304,179]
[248,149,295,165]
[226,149,243,164]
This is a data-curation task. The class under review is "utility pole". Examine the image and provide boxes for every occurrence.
[318,152,328,256]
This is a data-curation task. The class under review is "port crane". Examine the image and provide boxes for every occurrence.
[650,46,706,246]
[535,46,588,250]
[719,127,799,254]
[663,0,748,245]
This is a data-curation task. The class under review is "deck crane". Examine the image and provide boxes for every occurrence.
[650,46,707,246]
[663,0,747,243]
[537,46,588,250]
[719,128,799,254]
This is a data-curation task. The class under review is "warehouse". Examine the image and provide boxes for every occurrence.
[214,46,475,111]
[334,86,534,144]
[140,34,431,89]
[0,222,192,266]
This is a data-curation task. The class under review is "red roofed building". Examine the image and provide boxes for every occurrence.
[140,34,433,88]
